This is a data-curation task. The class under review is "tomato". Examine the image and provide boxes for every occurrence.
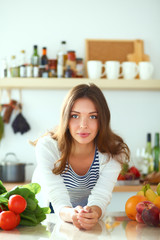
[0,211,17,230]
[128,166,140,178]
[16,214,21,226]
[117,173,125,180]
[8,195,27,214]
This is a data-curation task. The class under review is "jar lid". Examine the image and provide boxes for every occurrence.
[76,58,83,61]
[67,50,75,53]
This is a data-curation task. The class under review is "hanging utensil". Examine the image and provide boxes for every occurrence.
[11,89,30,134]
[2,90,18,123]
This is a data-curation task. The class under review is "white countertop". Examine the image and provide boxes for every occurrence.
[0,212,160,239]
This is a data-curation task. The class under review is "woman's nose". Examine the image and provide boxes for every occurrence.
[80,117,88,128]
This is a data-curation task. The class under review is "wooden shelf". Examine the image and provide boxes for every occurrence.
[0,78,160,90]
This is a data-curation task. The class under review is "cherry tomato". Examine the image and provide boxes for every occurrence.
[0,211,17,230]
[8,195,27,214]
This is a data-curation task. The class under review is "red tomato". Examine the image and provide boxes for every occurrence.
[16,214,21,226]
[129,166,140,178]
[0,211,17,230]
[8,195,27,214]
[117,173,125,180]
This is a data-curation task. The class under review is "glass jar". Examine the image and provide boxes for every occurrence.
[48,59,57,77]
[76,58,84,78]
[65,51,76,77]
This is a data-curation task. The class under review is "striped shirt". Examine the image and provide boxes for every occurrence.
[61,148,99,207]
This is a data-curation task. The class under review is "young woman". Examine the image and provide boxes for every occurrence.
[32,83,130,230]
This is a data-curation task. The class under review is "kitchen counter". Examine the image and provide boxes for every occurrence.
[4,181,157,192]
[0,212,160,239]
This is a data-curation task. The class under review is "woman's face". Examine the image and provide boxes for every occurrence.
[68,98,99,146]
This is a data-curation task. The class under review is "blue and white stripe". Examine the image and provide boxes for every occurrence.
[61,148,99,207]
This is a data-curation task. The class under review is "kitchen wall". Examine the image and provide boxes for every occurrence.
[0,0,160,181]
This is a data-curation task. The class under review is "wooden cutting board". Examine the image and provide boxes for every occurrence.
[127,39,150,63]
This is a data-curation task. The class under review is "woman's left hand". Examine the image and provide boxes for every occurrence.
[77,206,100,230]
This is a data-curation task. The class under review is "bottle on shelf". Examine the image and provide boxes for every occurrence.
[18,50,27,77]
[153,133,160,172]
[10,55,19,77]
[39,47,48,78]
[57,41,67,78]
[41,47,48,66]
[144,133,153,174]
[31,45,39,77]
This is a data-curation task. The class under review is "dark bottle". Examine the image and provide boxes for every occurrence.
[40,47,48,78]
[41,47,48,66]
[153,133,160,172]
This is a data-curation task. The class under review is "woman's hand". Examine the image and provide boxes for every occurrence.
[60,205,101,230]
[71,205,84,229]
[76,206,101,230]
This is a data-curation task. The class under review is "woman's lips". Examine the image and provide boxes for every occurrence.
[78,133,90,138]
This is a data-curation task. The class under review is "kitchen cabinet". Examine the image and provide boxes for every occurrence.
[0,78,160,90]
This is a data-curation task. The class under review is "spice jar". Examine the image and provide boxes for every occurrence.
[48,59,57,77]
[65,51,76,77]
[76,58,84,78]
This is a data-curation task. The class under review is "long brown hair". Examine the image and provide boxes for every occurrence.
[49,83,130,174]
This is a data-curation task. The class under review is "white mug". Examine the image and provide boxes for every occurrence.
[122,62,138,79]
[138,62,154,80]
[105,61,122,79]
[87,61,105,79]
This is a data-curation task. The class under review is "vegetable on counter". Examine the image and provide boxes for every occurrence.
[117,163,140,180]
[0,180,50,230]
[8,194,27,214]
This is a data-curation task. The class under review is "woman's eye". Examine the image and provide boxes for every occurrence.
[90,115,97,119]
[71,114,79,119]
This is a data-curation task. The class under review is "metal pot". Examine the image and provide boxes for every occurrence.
[0,152,32,183]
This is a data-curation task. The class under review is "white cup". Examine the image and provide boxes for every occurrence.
[138,62,154,80]
[122,62,138,79]
[87,61,105,79]
[105,61,122,79]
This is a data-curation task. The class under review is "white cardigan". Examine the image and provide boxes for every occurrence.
[32,135,121,218]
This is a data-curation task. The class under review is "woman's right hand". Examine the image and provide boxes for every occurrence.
[72,205,84,229]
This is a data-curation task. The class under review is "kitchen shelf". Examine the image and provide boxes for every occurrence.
[0,78,160,90]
